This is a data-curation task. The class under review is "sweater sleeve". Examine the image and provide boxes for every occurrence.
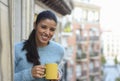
[14,43,34,81]
[14,68,34,81]
[14,52,35,81]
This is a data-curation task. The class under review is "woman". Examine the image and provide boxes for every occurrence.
[14,10,65,81]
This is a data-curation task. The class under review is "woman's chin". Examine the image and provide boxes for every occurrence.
[40,41,49,45]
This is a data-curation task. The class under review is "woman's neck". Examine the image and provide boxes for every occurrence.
[36,40,49,47]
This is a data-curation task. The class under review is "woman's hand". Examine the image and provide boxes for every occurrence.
[31,65,46,78]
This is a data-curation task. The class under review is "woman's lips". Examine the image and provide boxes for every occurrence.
[41,36,49,41]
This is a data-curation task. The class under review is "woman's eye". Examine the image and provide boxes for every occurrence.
[50,28,56,31]
[41,25,46,29]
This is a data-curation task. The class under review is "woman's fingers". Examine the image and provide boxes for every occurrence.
[31,65,46,78]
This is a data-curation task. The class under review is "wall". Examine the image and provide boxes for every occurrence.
[0,0,13,81]
[14,0,34,43]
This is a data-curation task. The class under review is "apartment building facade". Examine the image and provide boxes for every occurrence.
[72,0,101,81]
[101,32,120,65]
[58,0,102,81]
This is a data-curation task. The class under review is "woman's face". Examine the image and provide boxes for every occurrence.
[35,19,57,47]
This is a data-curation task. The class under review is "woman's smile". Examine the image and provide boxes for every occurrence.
[41,34,49,41]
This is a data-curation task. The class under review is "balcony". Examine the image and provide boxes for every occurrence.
[61,32,72,36]
[76,52,87,63]
[90,36,99,41]
[90,75,101,81]
[77,70,88,80]
[90,51,99,58]
[76,35,87,41]
[90,67,100,76]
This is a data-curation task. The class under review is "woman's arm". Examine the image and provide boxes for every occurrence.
[14,68,34,81]
[14,44,34,81]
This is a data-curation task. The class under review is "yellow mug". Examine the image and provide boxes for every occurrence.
[45,63,58,79]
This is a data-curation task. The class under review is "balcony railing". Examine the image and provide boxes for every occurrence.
[90,36,99,41]
[76,36,87,42]
[90,67,100,76]
[90,52,99,57]
[76,53,87,59]
[77,70,88,80]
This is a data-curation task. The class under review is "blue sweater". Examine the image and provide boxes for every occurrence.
[14,41,65,81]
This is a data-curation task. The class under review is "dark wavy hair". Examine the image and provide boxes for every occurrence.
[22,10,57,66]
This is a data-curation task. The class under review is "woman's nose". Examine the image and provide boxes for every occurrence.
[45,29,50,34]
